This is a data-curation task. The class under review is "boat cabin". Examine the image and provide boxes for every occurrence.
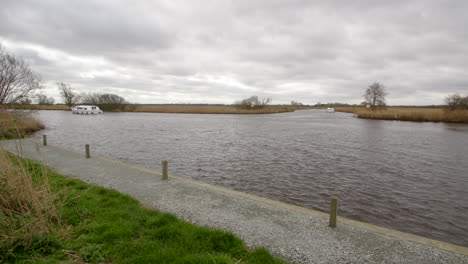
[72,105,103,114]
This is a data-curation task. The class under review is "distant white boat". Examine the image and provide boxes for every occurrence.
[72,105,103,115]
[326,107,335,113]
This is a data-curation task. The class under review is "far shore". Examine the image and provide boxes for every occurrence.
[5,104,468,123]
[8,104,306,114]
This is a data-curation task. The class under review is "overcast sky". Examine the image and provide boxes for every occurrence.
[1,0,467,105]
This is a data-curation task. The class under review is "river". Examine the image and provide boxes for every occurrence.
[30,109,468,247]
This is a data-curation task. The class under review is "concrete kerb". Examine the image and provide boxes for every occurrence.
[21,138,468,257]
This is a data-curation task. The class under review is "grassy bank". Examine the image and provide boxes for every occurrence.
[0,147,285,264]
[10,104,303,114]
[335,107,468,123]
[0,111,44,139]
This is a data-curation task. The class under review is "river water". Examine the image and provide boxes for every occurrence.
[31,110,468,247]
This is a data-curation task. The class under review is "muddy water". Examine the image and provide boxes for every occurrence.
[32,110,468,246]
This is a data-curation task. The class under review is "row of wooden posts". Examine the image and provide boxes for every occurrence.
[42,134,338,228]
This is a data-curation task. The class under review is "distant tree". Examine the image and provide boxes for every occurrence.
[80,92,101,105]
[445,93,468,111]
[364,82,387,110]
[17,97,32,105]
[97,93,128,111]
[81,92,128,111]
[235,96,271,109]
[57,82,80,107]
[36,93,55,105]
[0,44,41,104]
[291,101,303,106]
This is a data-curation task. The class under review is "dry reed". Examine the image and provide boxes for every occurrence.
[0,110,45,138]
[335,107,468,123]
[132,105,300,114]
[0,145,59,252]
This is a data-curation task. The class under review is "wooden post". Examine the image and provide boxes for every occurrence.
[329,196,338,228]
[42,135,47,146]
[162,160,168,180]
[85,144,90,159]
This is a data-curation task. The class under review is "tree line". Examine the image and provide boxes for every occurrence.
[0,44,128,111]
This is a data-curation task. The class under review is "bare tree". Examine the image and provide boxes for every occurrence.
[57,82,80,106]
[17,97,32,105]
[98,93,127,105]
[36,93,55,105]
[236,95,272,109]
[81,92,128,111]
[0,44,41,104]
[445,93,468,111]
[80,92,101,105]
[97,93,128,111]
[364,82,387,110]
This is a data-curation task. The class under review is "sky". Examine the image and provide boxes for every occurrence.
[1,0,467,105]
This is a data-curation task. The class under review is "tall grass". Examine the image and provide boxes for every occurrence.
[0,110,45,138]
[0,147,60,259]
[336,107,468,123]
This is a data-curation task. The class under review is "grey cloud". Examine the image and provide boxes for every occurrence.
[1,0,467,105]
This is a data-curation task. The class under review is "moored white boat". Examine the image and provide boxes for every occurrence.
[72,105,103,114]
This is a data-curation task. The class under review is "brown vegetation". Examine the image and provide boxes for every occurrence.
[0,110,45,138]
[9,104,70,111]
[132,105,300,114]
[336,107,468,123]
[0,146,59,251]
[9,104,303,114]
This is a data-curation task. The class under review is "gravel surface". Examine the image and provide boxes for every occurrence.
[2,139,468,264]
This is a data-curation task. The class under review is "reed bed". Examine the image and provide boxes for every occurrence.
[0,111,45,138]
[335,107,468,123]
[132,105,300,114]
[9,104,70,111]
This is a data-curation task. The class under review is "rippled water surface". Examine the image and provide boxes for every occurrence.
[31,110,468,246]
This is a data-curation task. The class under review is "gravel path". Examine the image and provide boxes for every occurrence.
[2,139,468,264]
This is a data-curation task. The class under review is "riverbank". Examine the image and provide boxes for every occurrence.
[335,107,468,123]
[9,104,304,114]
[0,146,283,263]
[0,111,44,138]
[3,139,467,263]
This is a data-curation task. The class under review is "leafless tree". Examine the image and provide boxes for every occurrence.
[445,93,468,111]
[80,92,101,105]
[57,82,80,106]
[17,97,32,105]
[236,95,272,109]
[364,82,387,110]
[81,92,128,111]
[0,44,41,104]
[98,93,127,105]
[36,93,55,105]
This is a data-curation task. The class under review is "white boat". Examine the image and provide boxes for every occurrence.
[326,107,335,113]
[72,105,103,114]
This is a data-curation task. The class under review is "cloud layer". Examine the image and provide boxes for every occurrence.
[1,0,467,105]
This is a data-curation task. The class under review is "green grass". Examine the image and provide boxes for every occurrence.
[1,159,286,264]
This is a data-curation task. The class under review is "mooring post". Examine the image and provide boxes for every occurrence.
[42,135,47,146]
[162,160,168,180]
[85,144,90,159]
[329,196,338,228]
